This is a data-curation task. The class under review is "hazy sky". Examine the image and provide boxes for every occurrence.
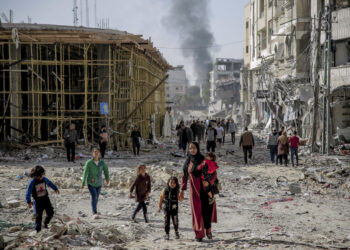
[1,0,249,84]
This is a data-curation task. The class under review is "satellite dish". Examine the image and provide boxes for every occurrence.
[12,28,19,49]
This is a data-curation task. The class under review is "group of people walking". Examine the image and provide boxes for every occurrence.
[177,118,238,156]
[25,142,219,242]
[63,123,144,161]
[267,127,300,167]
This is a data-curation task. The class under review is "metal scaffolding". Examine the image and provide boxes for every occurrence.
[0,24,171,150]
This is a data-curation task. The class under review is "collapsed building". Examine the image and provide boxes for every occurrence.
[316,0,350,145]
[241,0,312,134]
[0,23,171,149]
[208,58,242,119]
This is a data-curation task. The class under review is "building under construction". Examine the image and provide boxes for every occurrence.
[0,23,171,149]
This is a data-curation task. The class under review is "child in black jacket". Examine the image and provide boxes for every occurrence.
[158,176,183,240]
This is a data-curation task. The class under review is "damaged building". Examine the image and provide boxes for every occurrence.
[208,58,242,119]
[316,0,350,145]
[0,23,171,149]
[241,0,312,135]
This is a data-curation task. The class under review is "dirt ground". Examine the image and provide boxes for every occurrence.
[1,134,350,249]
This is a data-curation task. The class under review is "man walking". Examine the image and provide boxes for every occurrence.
[228,119,238,145]
[215,123,225,151]
[64,123,79,163]
[195,120,203,144]
[205,125,217,153]
[289,131,300,167]
[99,126,108,158]
[177,124,193,156]
[267,128,279,164]
[190,120,197,141]
[239,127,255,165]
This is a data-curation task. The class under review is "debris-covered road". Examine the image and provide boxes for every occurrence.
[1,135,350,249]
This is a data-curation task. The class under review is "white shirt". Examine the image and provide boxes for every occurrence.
[215,126,225,139]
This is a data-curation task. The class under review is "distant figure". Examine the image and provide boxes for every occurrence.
[205,125,217,153]
[195,120,203,144]
[99,126,108,158]
[239,127,255,164]
[64,123,79,163]
[277,131,289,166]
[279,126,285,136]
[130,165,151,223]
[177,124,193,156]
[228,119,238,145]
[176,120,184,131]
[200,121,206,144]
[215,123,225,151]
[190,120,197,141]
[288,131,300,167]
[131,126,142,156]
[267,128,279,164]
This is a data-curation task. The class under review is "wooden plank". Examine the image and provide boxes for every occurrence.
[29,139,64,146]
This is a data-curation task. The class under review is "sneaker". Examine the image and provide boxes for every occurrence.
[92,214,100,220]
[164,234,170,240]
[208,197,215,205]
[132,218,137,223]
[175,231,180,239]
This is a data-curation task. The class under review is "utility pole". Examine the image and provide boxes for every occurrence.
[326,4,332,155]
[311,12,322,152]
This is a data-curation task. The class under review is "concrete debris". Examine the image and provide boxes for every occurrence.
[289,183,301,195]
[6,200,21,208]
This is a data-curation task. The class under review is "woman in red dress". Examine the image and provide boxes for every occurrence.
[180,142,217,242]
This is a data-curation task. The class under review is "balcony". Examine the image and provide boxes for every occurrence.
[319,64,350,91]
[332,7,350,40]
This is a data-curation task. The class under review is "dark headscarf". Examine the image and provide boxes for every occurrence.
[183,142,205,179]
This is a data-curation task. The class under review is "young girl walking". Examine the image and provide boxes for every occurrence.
[82,148,110,219]
[129,165,151,223]
[158,176,183,240]
[25,165,60,232]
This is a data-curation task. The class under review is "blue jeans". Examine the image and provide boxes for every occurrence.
[88,185,101,214]
[132,201,148,222]
[291,148,299,166]
[269,145,278,164]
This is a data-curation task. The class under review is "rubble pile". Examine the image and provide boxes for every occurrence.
[0,214,127,249]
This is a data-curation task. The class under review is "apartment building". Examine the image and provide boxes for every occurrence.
[208,58,242,118]
[241,0,312,134]
[166,66,187,107]
[315,0,350,142]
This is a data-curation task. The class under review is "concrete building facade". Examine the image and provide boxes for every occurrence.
[241,0,312,134]
[166,66,187,107]
[208,58,242,118]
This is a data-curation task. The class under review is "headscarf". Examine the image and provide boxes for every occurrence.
[278,131,288,144]
[183,142,205,177]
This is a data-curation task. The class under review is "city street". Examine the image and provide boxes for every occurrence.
[1,134,350,249]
